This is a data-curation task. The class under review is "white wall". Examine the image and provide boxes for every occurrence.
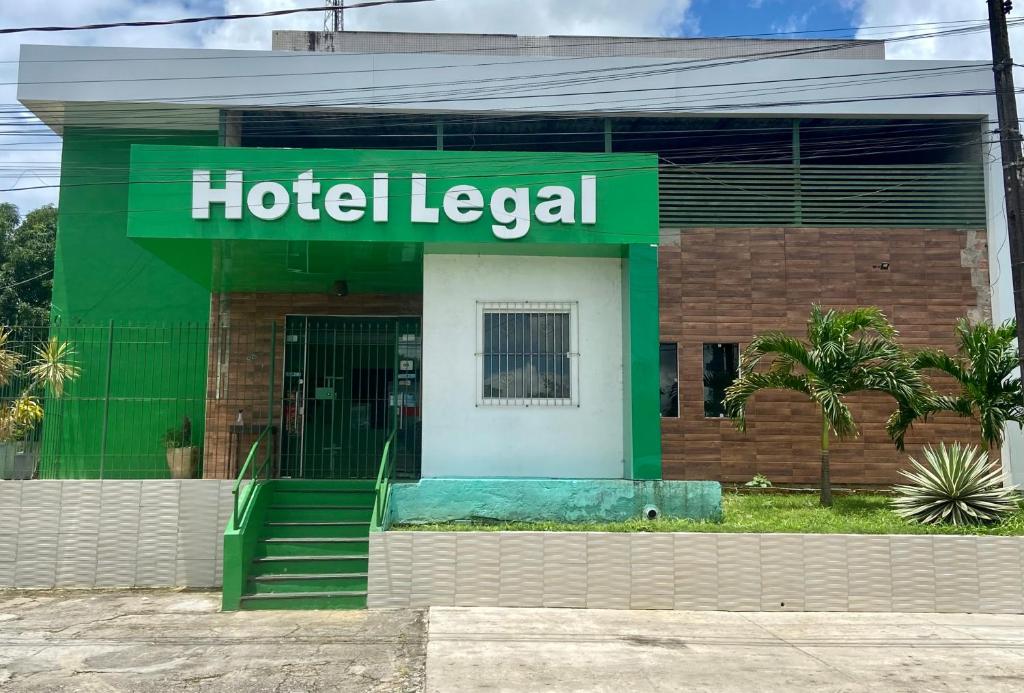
[0,480,232,589]
[369,532,1024,613]
[421,254,624,478]
[983,125,1024,487]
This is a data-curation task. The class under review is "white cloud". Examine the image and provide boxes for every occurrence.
[202,0,695,51]
[1,0,694,212]
[853,0,993,61]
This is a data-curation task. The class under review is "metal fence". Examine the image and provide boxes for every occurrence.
[0,323,212,479]
[0,318,422,481]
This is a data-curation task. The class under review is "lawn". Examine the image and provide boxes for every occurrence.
[396,492,1024,536]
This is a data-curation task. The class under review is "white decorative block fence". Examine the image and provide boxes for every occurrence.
[368,531,1024,614]
[0,480,233,589]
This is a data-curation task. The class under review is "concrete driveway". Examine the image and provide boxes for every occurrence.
[0,591,426,692]
[427,607,1024,693]
[1,591,1023,692]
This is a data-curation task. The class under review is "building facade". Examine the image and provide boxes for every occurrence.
[15,34,1021,489]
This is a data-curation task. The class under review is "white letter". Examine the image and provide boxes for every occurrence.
[324,183,367,222]
[193,169,242,220]
[292,170,321,221]
[535,185,575,224]
[247,181,290,221]
[410,173,439,223]
[490,187,530,240]
[443,184,484,224]
[581,174,597,225]
[373,173,389,223]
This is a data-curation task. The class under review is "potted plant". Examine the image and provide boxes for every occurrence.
[0,394,43,479]
[163,416,195,479]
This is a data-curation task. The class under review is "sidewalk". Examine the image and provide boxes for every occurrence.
[426,607,1024,693]
[1,591,1023,692]
[0,591,426,692]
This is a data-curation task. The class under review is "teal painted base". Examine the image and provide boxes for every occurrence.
[390,478,722,524]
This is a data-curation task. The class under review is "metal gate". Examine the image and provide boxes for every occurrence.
[279,316,421,479]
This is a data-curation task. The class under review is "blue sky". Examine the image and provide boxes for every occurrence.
[687,0,858,39]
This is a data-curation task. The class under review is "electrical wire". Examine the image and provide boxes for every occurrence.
[0,1,440,35]
[0,268,53,290]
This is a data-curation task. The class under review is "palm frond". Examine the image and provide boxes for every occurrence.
[0,328,23,388]
[27,337,80,398]
[912,349,969,383]
[742,332,816,374]
[906,318,1024,451]
[724,370,811,432]
[833,305,897,339]
[809,387,857,438]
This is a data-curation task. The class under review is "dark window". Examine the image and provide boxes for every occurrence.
[481,309,572,403]
[660,343,679,417]
[703,343,739,418]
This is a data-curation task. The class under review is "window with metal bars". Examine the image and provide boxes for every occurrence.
[476,302,579,406]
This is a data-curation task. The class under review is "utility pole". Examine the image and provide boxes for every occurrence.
[988,0,1024,379]
[325,0,344,32]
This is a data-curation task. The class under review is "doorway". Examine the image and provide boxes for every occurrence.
[279,316,421,479]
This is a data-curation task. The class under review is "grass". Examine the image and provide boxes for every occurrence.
[395,492,1024,536]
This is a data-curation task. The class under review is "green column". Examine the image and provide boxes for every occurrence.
[623,243,662,480]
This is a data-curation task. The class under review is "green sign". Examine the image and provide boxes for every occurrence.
[127,145,659,245]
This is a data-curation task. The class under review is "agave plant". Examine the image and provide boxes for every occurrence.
[891,442,1019,526]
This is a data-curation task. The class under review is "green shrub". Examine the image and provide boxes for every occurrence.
[891,442,1018,526]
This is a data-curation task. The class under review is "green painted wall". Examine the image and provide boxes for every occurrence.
[41,128,217,478]
[624,244,662,480]
[390,478,722,523]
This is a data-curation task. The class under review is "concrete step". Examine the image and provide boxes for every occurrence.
[263,521,370,539]
[255,537,369,558]
[250,555,370,577]
[248,573,368,594]
[239,591,367,610]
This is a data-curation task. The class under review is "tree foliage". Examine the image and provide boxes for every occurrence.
[0,202,57,325]
[724,305,928,506]
[888,318,1024,451]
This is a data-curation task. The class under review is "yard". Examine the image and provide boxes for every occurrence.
[397,491,1024,536]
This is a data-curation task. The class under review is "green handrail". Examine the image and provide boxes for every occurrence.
[231,321,277,530]
[232,424,274,529]
[371,428,398,531]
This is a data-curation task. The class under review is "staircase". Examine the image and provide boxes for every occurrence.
[229,480,375,611]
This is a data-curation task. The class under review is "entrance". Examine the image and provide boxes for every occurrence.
[279,316,421,480]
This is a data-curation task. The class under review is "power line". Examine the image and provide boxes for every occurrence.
[0,268,53,291]
[0,0,436,35]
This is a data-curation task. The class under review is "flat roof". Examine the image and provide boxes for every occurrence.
[271,29,886,60]
[17,43,993,134]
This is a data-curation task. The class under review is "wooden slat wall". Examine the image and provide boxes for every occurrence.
[659,227,989,486]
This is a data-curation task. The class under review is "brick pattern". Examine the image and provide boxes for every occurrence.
[659,227,989,486]
[201,292,421,479]
[368,530,1024,613]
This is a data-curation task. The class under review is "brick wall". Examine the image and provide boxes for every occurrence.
[659,227,990,486]
[202,292,421,479]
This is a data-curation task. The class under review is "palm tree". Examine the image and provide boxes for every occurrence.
[888,318,1023,453]
[0,328,79,443]
[724,305,926,507]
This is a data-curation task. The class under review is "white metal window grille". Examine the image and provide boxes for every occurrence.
[476,301,579,407]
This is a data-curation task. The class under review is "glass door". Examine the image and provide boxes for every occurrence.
[279,316,421,479]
